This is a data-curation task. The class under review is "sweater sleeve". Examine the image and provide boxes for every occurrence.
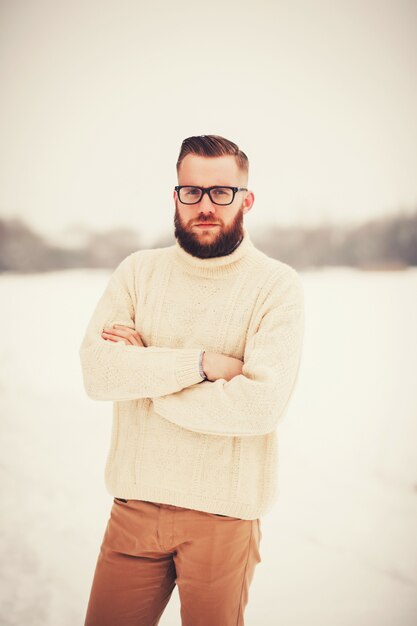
[79,253,204,401]
[151,268,305,437]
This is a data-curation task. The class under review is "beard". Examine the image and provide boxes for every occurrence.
[174,202,245,259]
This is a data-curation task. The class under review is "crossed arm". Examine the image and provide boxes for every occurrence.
[101,325,243,383]
[99,274,304,437]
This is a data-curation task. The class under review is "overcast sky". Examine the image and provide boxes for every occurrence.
[1,0,416,246]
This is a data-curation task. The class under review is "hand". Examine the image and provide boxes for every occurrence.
[202,351,243,382]
[101,324,146,347]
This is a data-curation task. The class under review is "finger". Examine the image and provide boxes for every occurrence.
[101,331,140,347]
[103,326,145,347]
[113,324,139,334]
[112,324,144,339]
[103,328,137,342]
[124,333,143,347]
[103,327,131,337]
[104,326,139,340]
[101,334,129,345]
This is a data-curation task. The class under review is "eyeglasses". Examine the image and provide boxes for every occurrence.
[175,185,248,206]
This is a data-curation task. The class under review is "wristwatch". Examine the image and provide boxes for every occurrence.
[199,350,208,381]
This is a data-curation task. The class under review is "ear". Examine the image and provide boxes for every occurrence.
[242,190,255,214]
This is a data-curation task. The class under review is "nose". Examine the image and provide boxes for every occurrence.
[198,190,217,214]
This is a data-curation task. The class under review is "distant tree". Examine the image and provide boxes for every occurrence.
[342,210,417,269]
[251,209,417,270]
[81,227,143,268]
[1,208,416,272]
[0,217,55,272]
[0,218,143,272]
[381,211,417,266]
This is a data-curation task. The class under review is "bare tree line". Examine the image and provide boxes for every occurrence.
[0,208,416,273]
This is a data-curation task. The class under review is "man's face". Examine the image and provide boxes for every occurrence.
[174,154,254,259]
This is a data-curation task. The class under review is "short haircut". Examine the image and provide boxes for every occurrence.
[176,135,249,179]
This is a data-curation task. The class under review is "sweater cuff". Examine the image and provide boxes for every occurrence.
[175,349,207,388]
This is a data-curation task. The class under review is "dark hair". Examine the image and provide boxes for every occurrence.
[176,135,249,179]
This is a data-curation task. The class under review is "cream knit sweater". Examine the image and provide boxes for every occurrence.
[79,226,304,520]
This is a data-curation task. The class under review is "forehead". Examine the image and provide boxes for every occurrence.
[178,154,242,185]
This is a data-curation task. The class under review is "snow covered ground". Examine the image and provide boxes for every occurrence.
[1,266,416,626]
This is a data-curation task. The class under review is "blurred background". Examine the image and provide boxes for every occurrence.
[0,0,416,625]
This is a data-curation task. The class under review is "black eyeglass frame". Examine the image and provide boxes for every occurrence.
[174,185,248,206]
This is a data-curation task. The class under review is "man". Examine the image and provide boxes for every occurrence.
[79,134,305,626]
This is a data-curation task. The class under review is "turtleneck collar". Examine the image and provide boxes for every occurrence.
[172,226,257,278]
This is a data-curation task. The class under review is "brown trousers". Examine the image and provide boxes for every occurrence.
[84,498,262,626]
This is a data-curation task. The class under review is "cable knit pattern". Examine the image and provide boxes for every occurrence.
[79,226,305,519]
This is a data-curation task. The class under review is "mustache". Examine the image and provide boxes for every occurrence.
[193,218,221,225]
